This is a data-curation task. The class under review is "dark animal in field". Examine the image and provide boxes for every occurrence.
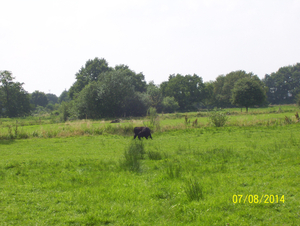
[133,127,152,140]
[110,119,120,123]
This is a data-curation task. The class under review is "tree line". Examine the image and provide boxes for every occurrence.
[1,58,300,119]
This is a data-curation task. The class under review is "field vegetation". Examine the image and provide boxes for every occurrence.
[0,105,299,225]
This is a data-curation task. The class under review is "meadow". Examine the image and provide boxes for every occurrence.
[0,106,299,225]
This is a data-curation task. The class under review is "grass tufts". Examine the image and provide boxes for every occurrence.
[184,178,203,201]
[119,140,145,172]
[166,161,182,179]
[147,150,162,160]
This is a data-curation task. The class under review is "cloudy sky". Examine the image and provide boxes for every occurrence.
[1,0,300,96]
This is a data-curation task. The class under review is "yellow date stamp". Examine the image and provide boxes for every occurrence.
[232,195,284,204]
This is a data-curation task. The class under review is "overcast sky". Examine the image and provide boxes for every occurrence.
[1,0,300,96]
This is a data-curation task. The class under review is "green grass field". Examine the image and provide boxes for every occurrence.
[0,106,300,225]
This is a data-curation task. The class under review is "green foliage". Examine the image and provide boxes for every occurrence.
[31,105,48,116]
[202,81,215,107]
[45,103,54,111]
[68,58,111,99]
[114,64,147,93]
[263,63,300,104]
[213,70,257,108]
[124,92,150,117]
[30,90,48,107]
[161,96,179,113]
[97,69,146,117]
[59,101,71,122]
[76,82,100,119]
[209,110,228,127]
[296,93,300,106]
[0,70,31,117]
[93,70,135,117]
[161,74,204,111]
[72,63,149,119]
[147,107,158,127]
[58,90,70,103]
[46,93,58,104]
[147,81,163,111]
[231,77,267,112]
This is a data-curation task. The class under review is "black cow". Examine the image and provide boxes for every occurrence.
[133,127,152,140]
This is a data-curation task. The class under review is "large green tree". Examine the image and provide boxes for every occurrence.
[231,77,267,112]
[69,58,112,99]
[30,91,48,107]
[147,81,163,112]
[123,92,151,117]
[213,70,257,107]
[114,65,147,93]
[263,63,300,104]
[75,69,150,119]
[76,82,101,119]
[0,71,31,117]
[58,90,70,103]
[69,59,147,100]
[202,81,215,108]
[161,74,204,111]
[97,70,136,117]
[46,93,58,104]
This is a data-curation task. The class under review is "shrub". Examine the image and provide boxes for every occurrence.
[209,111,228,127]
[162,96,179,113]
[59,101,70,122]
[147,107,158,126]
[147,107,160,131]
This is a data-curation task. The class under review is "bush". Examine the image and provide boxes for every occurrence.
[147,107,160,131]
[147,107,158,126]
[162,96,179,113]
[59,101,71,122]
[209,111,228,127]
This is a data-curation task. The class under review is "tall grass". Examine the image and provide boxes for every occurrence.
[1,105,300,140]
[166,161,182,179]
[147,150,163,160]
[0,120,135,140]
[184,178,203,201]
[119,140,145,172]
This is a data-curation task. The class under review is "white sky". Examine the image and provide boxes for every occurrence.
[1,0,300,96]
